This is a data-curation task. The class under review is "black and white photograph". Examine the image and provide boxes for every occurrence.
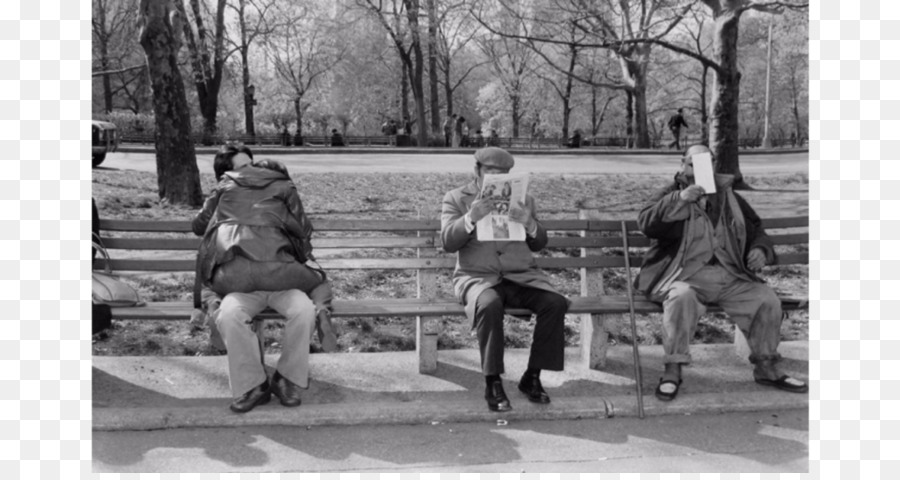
[90,0,810,473]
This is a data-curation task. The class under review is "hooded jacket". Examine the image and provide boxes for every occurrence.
[193,165,314,301]
[635,172,775,297]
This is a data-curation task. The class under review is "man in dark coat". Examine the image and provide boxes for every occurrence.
[636,144,808,401]
[441,147,569,412]
[667,108,689,149]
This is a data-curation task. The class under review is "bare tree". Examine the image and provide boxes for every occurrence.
[228,0,281,138]
[177,0,229,144]
[473,0,694,148]
[357,0,429,146]
[138,0,202,206]
[92,0,143,113]
[437,0,489,117]
[263,1,347,141]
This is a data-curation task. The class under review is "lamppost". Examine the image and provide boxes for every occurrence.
[245,84,257,141]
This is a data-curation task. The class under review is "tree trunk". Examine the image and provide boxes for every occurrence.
[400,62,410,124]
[618,47,651,148]
[426,0,440,136]
[700,64,709,143]
[96,5,114,113]
[139,0,202,207]
[238,0,255,138]
[511,93,520,138]
[405,0,428,146]
[625,90,634,148]
[561,44,577,140]
[591,86,598,136]
[293,97,304,144]
[710,8,744,183]
[443,59,453,116]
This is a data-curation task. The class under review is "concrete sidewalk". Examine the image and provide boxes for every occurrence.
[92,342,808,431]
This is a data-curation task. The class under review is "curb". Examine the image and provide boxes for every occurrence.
[92,391,806,431]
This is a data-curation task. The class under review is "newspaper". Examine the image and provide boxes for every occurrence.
[476,173,530,241]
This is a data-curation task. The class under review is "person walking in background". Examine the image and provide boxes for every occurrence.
[566,129,582,148]
[635,144,808,402]
[452,114,463,147]
[443,114,455,147]
[440,147,569,412]
[487,129,500,147]
[473,129,485,148]
[330,128,345,147]
[460,116,470,147]
[667,108,689,150]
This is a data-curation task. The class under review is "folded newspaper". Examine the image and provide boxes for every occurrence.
[477,173,530,241]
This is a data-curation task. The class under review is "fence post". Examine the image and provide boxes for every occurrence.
[416,218,439,374]
[578,200,610,370]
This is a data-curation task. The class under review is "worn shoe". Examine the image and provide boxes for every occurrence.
[229,380,271,413]
[755,375,808,394]
[485,379,512,412]
[518,373,551,404]
[271,371,303,407]
[654,377,683,402]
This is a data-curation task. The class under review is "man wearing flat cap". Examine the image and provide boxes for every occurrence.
[441,146,569,412]
[636,144,808,402]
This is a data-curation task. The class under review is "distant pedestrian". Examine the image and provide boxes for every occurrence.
[330,129,345,147]
[281,127,290,147]
[487,129,500,147]
[443,114,455,147]
[667,108,689,150]
[459,116,469,147]
[566,129,582,149]
[473,129,485,148]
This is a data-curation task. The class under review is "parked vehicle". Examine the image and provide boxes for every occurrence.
[92,120,119,167]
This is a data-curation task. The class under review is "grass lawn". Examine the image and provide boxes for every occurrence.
[92,169,808,357]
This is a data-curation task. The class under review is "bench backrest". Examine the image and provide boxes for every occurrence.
[96,216,808,273]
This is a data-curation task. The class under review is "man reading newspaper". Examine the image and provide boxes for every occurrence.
[440,147,569,412]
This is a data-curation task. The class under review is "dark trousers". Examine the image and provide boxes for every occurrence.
[473,280,568,376]
[668,128,682,150]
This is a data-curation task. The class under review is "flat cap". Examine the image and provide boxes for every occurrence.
[474,147,515,169]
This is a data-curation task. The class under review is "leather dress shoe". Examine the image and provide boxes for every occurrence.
[518,373,551,404]
[485,379,512,412]
[229,380,271,413]
[271,371,303,407]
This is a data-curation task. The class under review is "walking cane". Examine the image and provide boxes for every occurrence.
[621,220,645,418]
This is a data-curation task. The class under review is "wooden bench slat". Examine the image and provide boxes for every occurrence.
[100,233,798,252]
[100,219,194,232]
[109,294,808,321]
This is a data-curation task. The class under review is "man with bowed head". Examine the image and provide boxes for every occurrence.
[193,144,333,413]
[441,146,569,412]
[635,144,808,402]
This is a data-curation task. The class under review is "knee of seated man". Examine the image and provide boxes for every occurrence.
[283,297,315,321]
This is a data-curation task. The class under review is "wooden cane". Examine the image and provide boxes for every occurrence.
[621,221,645,418]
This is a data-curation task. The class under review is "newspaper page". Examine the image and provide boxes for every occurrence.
[476,173,530,241]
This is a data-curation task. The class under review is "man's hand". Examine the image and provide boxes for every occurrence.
[679,185,706,203]
[508,200,536,232]
[468,196,496,223]
[746,247,767,271]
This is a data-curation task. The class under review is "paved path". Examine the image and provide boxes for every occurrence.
[99,150,808,175]
[93,408,808,473]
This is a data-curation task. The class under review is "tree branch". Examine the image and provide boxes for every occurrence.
[92,63,147,77]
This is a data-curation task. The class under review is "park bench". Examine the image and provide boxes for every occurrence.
[95,214,808,373]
